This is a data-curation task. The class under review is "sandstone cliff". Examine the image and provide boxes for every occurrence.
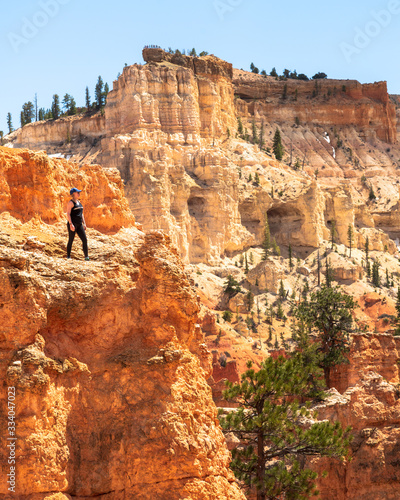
[7,48,400,265]
[313,372,400,500]
[0,147,136,234]
[3,45,400,500]
[0,148,245,499]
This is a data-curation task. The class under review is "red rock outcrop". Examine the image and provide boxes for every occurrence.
[0,146,136,234]
[328,333,400,394]
[313,372,400,499]
[0,148,245,500]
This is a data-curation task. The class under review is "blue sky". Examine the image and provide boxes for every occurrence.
[1,0,400,135]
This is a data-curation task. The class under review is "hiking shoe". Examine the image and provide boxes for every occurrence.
[85,256,90,261]
[67,256,71,259]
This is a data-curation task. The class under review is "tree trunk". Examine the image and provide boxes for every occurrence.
[256,429,265,500]
[324,366,331,388]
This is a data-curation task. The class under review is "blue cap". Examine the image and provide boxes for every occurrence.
[70,187,82,195]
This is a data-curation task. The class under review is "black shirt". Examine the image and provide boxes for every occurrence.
[70,199,84,225]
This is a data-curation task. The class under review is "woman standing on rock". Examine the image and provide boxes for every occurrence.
[66,187,90,260]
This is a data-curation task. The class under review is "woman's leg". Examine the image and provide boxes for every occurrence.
[75,224,89,258]
[67,222,76,257]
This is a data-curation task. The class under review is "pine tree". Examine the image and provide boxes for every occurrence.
[7,113,13,134]
[218,356,352,500]
[21,101,35,125]
[103,82,110,104]
[259,120,264,150]
[237,117,244,137]
[294,284,357,385]
[245,253,249,274]
[303,280,310,298]
[394,287,400,336]
[38,108,45,121]
[51,95,61,119]
[69,96,77,115]
[369,185,376,201]
[95,76,104,109]
[85,86,91,111]
[252,119,258,144]
[246,290,254,312]
[224,275,241,297]
[62,94,77,116]
[262,212,271,260]
[289,319,326,398]
[278,280,286,301]
[276,301,284,320]
[330,221,337,250]
[347,224,353,257]
[250,63,259,74]
[365,236,369,270]
[325,258,334,287]
[272,128,284,161]
[372,259,380,288]
[272,237,281,256]
[317,248,321,286]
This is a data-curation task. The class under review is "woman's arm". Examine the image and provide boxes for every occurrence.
[66,201,73,224]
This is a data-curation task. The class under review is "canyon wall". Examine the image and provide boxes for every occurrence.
[0,148,245,499]
[6,48,400,265]
[234,70,397,144]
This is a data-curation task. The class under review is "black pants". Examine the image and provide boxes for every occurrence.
[67,222,88,258]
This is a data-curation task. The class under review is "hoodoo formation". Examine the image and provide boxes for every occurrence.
[0,147,245,499]
[3,47,400,499]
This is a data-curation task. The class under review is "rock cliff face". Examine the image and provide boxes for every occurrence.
[328,332,400,394]
[7,48,400,264]
[3,47,400,500]
[313,372,400,500]
[0,148,245,499]
[0,147,136,234]
[233,70,397,143]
